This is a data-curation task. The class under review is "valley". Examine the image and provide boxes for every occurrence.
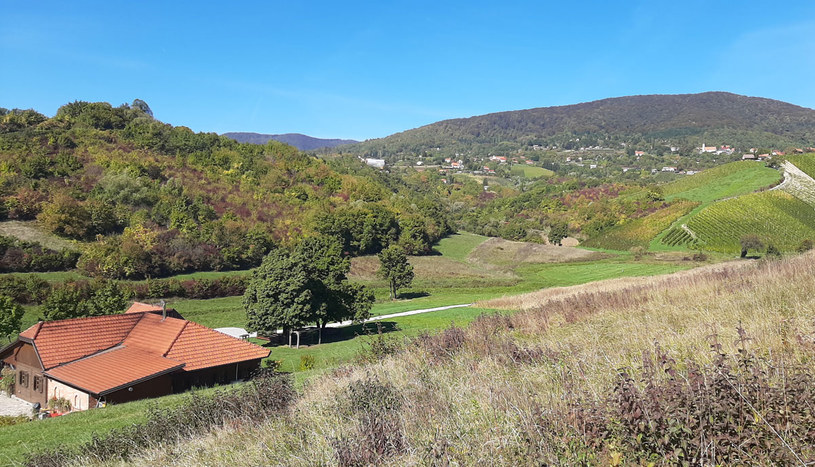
[2,95,815,465]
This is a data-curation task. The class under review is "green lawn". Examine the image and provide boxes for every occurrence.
[0,387,219,465]
[433,232,489,261]
[510,165,554,178]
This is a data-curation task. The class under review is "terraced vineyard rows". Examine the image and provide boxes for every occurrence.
[786,154,815,179]
[687,191,815,253]
[584,200,697,250]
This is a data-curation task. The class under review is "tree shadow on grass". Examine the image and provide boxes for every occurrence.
[397,291,430,300]
[263,321,400,348]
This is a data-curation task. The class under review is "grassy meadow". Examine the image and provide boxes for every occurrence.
[70,251,815,466]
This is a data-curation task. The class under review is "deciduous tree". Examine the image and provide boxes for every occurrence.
[378,245,414,300]
[0,295,24,342]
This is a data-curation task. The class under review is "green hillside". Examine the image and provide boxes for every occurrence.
[687,191,815,253]
[0,101,452,280]
[662,161,781,202]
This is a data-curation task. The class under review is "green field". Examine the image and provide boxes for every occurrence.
[786,153,815,179]
[687,191,815,253]
[0,232,703,464]
[510,165,554,178]
[648,161,783,252]
[662,161,781,203]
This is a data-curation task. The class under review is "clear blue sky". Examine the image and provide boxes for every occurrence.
[2,1,815,141]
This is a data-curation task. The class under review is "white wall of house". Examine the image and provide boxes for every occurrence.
[47,379,91,411]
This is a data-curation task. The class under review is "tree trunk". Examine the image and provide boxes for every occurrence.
[390,280,396,300]
[741,248,747,258]
[318,321,323,345]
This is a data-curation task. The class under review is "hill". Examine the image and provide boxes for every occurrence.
[40,252,815,465]
[223,132,357,150]
[342,92,815,157]
[0,101,451,281]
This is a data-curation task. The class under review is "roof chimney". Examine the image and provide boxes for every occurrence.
[160,300,166,321]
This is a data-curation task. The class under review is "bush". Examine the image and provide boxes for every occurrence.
[298,354,316,371]
[797,239,813,253]
[27,372,294,465]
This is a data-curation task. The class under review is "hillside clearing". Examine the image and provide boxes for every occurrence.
[87,251,815,466]
[0,221,78,251]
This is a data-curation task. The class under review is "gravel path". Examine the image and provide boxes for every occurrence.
[325,303,473,328]
[0,392,33,417]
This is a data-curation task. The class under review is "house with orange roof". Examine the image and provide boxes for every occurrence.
[0,307,269,411]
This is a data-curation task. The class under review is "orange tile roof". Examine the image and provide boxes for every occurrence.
[21,314,143,369]
[125,302,165,313]
[166,321,270,371]
[123,313,187,355]
[46,347,184,395]
[17,310,270,395]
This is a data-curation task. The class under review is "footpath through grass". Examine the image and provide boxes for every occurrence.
[0,233,704,464]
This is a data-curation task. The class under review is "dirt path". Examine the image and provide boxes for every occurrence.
[0,393,33,417]
[325,303,472,328]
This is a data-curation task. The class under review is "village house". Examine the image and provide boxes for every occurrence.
[634,150,645,157]
[0,304,269,411]
[742,153,757,160]
[661,166,677,172]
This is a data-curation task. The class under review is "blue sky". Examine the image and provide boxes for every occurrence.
[2,1,815,140]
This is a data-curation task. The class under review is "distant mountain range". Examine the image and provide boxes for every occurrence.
[223,132,357,151]
[339,92,815,156]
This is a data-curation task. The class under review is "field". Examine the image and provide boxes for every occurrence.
[662,161,781,203]
[786,153,815,179]
[649,161,784,252]
[687,190,815,253]
[509,165,554,178]
[0,221,78,251]
[86,252,815,466]
[0,233,706,464]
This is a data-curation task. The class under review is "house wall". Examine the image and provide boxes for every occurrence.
[172,360,262,393]
[104,373,173,405]
[8,343,47,407]
[47,379,90,411]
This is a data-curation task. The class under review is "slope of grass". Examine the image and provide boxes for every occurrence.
[510,165,554,178]
[0,386,224,465]
[0,221,78,251]
[582,200,698,251]
[101,252,815,466]
[662,161,781,202]
[432,232,489,261]
[688,190,815,253]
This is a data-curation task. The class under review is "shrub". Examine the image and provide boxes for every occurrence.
[333,376,405,466]
[0,367,15,395]
[26,372,294,465]
[298,354,316,371]
[797,238,813,253]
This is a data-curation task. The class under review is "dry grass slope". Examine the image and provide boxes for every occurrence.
[67,253,815,466]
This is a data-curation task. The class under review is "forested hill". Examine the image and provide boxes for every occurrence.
[223,132,357,150]
[341,92,815,157]
[0,101,451,280]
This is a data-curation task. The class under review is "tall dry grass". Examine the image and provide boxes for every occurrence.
[76,253,815,466]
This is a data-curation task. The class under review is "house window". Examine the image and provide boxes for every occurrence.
[18,371,29,388]
[33,376,42,393]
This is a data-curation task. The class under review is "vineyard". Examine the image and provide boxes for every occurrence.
[662,161,781,203]
[786,153,815,179]
[584,200,698,250]
[686,191,815,253]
